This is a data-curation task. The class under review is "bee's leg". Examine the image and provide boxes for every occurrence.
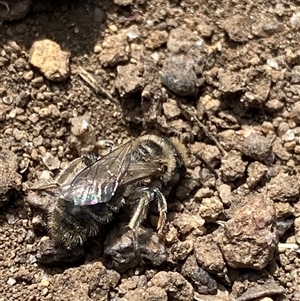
[128,189,151,231]
[128,187,167,234]
[153,188,167,235]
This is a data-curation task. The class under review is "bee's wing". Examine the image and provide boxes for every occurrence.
[60,141,132,206]
[121,160,163,186]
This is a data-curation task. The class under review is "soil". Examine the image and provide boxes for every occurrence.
[1,0,300,300]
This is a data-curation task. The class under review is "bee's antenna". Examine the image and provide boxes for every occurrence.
[178,103,227,156]
[192,116,226,156]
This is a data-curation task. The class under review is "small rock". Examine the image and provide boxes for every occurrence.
[198,196,224,222]
[7,277,16,286]
[118,276,142,295]
[218,184,232,206]
[246,162,268,188]
[265,98,284,113]
[196,20,214,38]
[161,54,198,96]
[181,254,217,294]
[69,113,91,137]
[222,15,251,42]
[218,193,277,270]
[291,65,300,83]
[37,240,85,265]
[167,28,204,55]
[126,25,141,42]
[218,70,245,94]
[151,271,194,301]
[274,3,285,16]
[289,101,300,124]
[121,287,168,301]
[220,150,247,182]
[191,142,221,167]
[115,63,145,97]
[0,146,22,206]
[169,239,194,261]
[42,152,60,170]
[114,0,134,5]
[104,226,167,273]
[145,30,168,49]
[29,39,70,81]
[272,138,291,161]
[194,235,226,277]
[267,169,299,202]
[201,94,222,116]
[241,133,272,162]
[173,213,205,235]
[99,33,129,67]
[50,261,109,300]
[162,99,181,119]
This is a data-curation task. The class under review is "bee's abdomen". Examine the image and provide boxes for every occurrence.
[48,198,123,248]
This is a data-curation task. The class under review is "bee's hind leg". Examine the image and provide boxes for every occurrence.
[128,187,167,236]
[153,188,167,236]
[128,188,151,231]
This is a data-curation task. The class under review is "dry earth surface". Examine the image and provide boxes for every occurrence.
[1,0,300,300]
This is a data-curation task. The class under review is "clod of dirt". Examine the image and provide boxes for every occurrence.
[289,101,300,124]
[145,30,168,49]
[150,271,194,301]
[220,150,247,182]
[0,146,22,206]
[267,169,299,202]
[99,33,129,67]
[291,65,300,83]
[51,261,110,301]
[120,286,168,301]
[162,98,181,119]
[169,239,194,261]
[167,28,204,55]
[218,184,232,206]
[172,212,206,236]
[115,63,145,97]
[246,161,268,188]
[160,54,198,97]
[181,254,217,295]
[241,133,272,162]
[37,240,85,265]
[104,225,167,273]
[218,193,277,270]
[29,39,70,81]
[222,15,251,42]
[198,196,224,222]
[194,235,226,277]
[218,70,246,94]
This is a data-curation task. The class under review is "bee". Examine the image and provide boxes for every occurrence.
[29,135,187,249]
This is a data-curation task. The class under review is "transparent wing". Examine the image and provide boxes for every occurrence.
[121,160,164,186]
[60,141,132,206]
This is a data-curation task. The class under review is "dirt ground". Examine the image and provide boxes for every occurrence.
[1,0,300,300]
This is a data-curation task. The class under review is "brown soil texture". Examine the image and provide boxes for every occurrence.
[1,0,300,300]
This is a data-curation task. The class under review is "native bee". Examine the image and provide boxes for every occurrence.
[29,135,187,249]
